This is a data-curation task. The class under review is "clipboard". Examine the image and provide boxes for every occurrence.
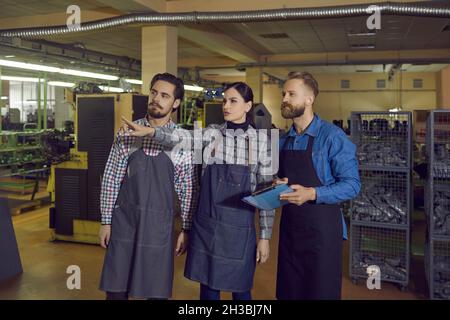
[242,184,294,210]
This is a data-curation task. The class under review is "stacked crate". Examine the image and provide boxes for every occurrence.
[349,112,412,291]
[425,110,450,300]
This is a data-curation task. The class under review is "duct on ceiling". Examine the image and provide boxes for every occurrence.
[1,2,449,38]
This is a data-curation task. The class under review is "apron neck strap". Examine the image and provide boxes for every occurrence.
[282,135,315,151]
[306,135,315,152]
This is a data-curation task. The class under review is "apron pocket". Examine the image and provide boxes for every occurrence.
[139,208,173,246]
[213,221,249,260]
[216,205,253,227]
[110,204,135,242]
[190,214,215,253]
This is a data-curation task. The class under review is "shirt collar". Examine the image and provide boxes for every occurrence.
[221,122,254,137]
[143,116,175,128]
[287,114,321,138]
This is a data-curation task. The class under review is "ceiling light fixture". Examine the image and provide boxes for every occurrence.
[99,85,124,93]
[351,44,376,49]
[347,32,376,37]
[0,75,42,82]
[184,84,204,92]
[48,81,75,87]
[0,59,119,81]
[59,68,118,80]
[125,79,143,85]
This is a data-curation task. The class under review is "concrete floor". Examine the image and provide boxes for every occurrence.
[0,205,430,300]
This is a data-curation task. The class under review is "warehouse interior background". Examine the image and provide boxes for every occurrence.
[0,0,450,300]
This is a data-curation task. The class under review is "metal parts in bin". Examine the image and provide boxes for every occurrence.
[352,189,407,224]
[351,171,409,225]
[425,110,450,299]
[357,142,407,166]
[432,188,450,236]
[351,112,412,168]
[350,223,409,288]
[352,252,407,282]
[427,240,450,300]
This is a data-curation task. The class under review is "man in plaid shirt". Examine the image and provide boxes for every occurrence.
[98,73,198,300]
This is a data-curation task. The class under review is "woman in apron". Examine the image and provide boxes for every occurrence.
[122,82,276,300]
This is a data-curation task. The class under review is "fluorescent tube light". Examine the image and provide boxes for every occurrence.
[125,79,143,85]
[99,85,124,93]
[184,84,204,92]
[0,75,42,82]
[0,59,119,81]
[48,81,75,87]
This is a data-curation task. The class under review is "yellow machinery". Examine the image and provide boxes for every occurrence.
[48,92,148,244]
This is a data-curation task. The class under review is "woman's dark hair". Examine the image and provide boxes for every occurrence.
[150,72,185,101]
[223,81,255,126]
[223,82,254,104]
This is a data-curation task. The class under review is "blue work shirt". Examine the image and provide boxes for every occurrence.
[279,114,361,240]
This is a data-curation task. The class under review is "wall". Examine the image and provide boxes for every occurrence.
[200,70,439,130]
[436,66,450,109]
[262,71,437,130]
[313,72,437,124]
[54,87,73,129]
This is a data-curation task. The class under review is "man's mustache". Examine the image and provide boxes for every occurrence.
[281,102,293,109]
[149,102,162,109]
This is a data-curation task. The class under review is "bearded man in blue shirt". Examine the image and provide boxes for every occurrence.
[275,71,361,300]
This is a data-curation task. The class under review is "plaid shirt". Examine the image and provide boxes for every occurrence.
[153,123,277,240]
[100,118,198,231]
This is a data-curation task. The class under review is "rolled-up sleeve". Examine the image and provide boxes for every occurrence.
[315,130,361,204]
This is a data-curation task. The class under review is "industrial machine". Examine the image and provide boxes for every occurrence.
[0,130,47,194]
[48,93,148,244]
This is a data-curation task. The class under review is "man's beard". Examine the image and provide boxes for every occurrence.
[281,102,305,119]
[147,102,170,119]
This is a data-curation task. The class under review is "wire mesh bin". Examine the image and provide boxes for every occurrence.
[426,239,450,300]
[351,112,412,169]
[425,110,450,299]
[426,110,450,238]
[351,169,411,226]
[428,110,450,179]
[350,223,409,289]
[429,180,450,237]
[350,111,412,290]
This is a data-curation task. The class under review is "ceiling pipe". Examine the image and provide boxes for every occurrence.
[235,58,450,70]
[1,2,449,38]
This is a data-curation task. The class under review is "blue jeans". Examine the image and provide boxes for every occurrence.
[200,284,252,300]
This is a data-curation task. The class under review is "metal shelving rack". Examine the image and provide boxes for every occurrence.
[425,110,450,300]
[349,112,412,291]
